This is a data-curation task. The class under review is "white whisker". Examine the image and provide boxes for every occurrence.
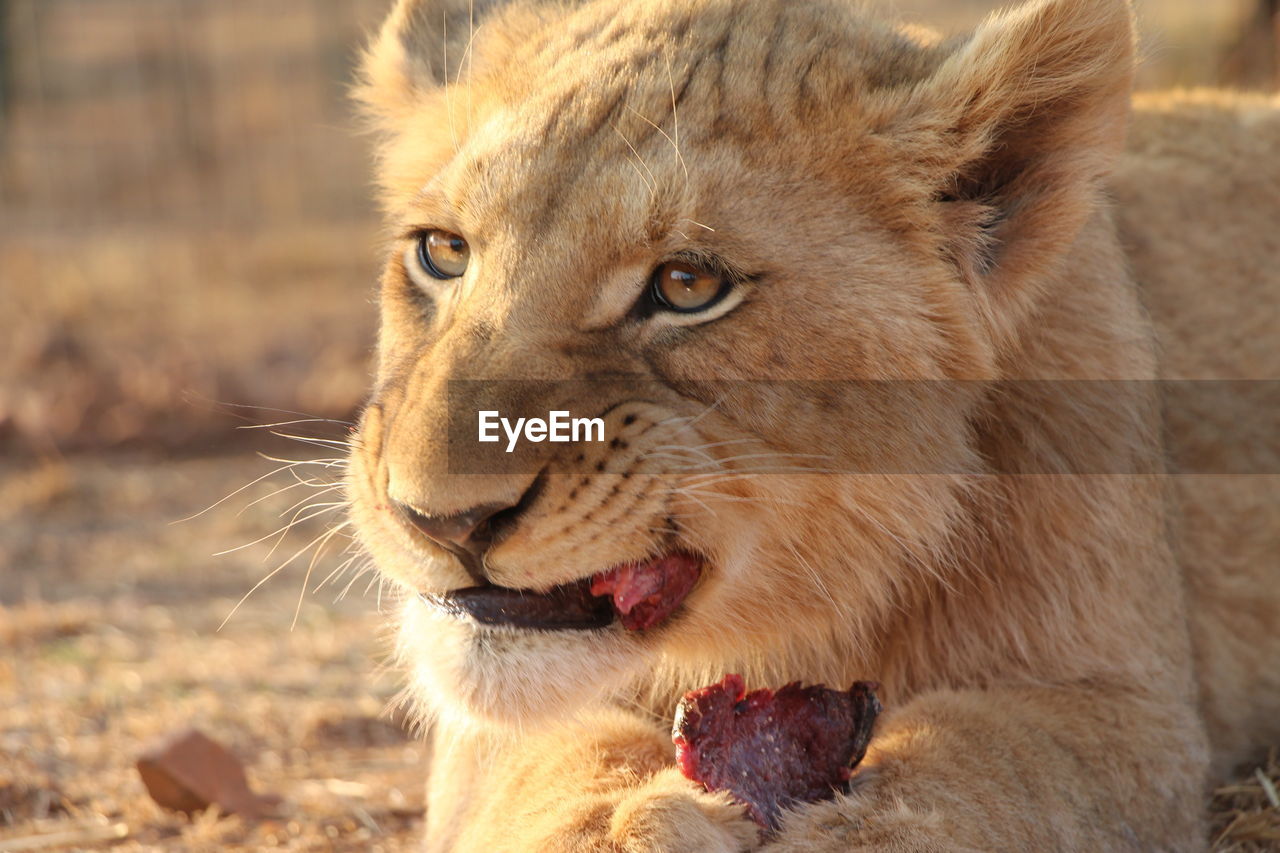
[238,417,353,430]
[213,503,338,557]
[173,459,327,524]
[220,518,347,631]
[276,490,345,520]
[442,9,460,153]
[609,120,658,198]
[626,104,687,183]
[316,552,362,593]
[257,452,346,468]
[291,521,351,630]
[269,431,354,450]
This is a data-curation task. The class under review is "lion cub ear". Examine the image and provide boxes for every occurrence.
[908,0,1135,319]
[357,0,537,125]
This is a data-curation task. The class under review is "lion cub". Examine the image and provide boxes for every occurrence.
[348,0,1280,849]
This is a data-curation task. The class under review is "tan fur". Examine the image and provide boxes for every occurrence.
[347,0,1280,849]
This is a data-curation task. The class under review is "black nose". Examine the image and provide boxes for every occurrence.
[396,500,513,583]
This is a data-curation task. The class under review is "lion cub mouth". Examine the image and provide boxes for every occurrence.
[423,552,702,632]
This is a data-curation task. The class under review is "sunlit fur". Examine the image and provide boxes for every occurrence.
[346,0,1280,849]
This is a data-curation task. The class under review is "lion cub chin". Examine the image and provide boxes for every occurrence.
[397,597,644,728]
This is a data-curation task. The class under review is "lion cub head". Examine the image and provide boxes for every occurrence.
[349,0,1136,726]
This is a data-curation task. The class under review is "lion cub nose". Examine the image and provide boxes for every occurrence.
[396,500,512,581]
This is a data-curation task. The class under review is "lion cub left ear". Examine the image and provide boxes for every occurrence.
[906,0,1135,325]
[357,0,541,125]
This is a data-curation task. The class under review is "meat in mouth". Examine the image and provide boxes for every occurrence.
[425,552,703,632]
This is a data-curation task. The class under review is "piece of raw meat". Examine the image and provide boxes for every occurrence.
[589,552,702,631]
[672,674,881,830]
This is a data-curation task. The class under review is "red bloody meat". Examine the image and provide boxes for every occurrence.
[589,552,702,631]
[672,674,881,831]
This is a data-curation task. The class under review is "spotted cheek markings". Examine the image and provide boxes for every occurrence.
[488,474,644,591]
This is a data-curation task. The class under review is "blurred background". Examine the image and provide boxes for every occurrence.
[2,0,1277,456]
[0,1,1276,850]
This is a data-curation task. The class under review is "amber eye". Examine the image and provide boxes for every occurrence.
[416,229,470,279]
[649,260,729,313]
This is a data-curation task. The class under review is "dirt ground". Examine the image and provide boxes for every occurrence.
[1,447,426,851]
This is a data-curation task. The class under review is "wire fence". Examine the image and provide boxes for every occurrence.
[1,0,1275,233]
[0,0,392,453]
[1,0,387,232]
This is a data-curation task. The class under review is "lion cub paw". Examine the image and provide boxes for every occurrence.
[608,769,759,853]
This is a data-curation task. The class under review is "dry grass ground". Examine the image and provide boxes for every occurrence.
[1,224,377,452]
[1,449,426,851]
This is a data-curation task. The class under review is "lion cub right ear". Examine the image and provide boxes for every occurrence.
[901,0,1136,342]
[357,0,549,126]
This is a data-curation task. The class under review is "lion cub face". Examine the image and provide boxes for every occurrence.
[349,0,1133,724]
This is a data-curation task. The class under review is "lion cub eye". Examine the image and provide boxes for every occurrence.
[649,260,730,313]
[417,229,470,279]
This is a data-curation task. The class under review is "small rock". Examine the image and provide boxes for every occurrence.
[136,728,281,819]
